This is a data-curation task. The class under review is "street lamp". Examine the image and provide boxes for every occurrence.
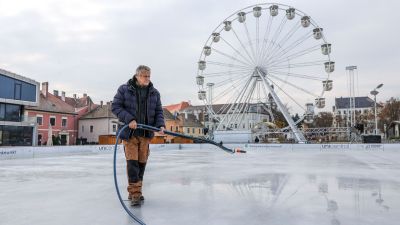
[370,83,383,135]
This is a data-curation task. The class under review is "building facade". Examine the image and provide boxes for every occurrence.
[0,68,39,146]
[26,82,77,145]
[179,113,204,138]
[154,109,205,143]
[333,96,382,134]
[78,102,118,144]
[56,92,96,140]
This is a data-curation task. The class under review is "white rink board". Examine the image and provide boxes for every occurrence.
[1,143,397,160]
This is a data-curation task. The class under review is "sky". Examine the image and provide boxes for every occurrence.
[0,0,399,114]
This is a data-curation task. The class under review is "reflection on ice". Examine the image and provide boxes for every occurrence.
[1,149,400,225]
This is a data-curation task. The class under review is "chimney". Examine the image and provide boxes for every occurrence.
[73,94,77,99]
[88,100,92,111]
[61,91,66,101]
[53,90,59,97]
[100,101,103,107]
[107,101,111,108]
[83,93,87,98]
[41,82,48,97]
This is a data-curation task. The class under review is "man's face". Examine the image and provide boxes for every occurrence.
[136,70,151,86]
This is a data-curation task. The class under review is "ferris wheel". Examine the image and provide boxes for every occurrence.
[196,3,334,143]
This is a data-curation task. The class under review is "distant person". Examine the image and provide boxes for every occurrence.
[255,136,260,143]
[203,127,209,135]
[112,65,165,206]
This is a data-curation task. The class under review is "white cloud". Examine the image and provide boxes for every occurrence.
[0,0,399,114]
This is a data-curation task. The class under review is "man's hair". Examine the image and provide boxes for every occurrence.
[135,65,151,75]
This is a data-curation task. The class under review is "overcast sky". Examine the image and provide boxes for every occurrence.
[0,0,399,112]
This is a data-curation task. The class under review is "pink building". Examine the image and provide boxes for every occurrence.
[55,91,96,141]
[26,82,78,145]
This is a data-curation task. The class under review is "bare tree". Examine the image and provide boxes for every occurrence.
[379,97,400,131]
[306,112,333,128]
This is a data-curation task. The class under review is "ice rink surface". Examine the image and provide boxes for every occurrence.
[1,148,400,225]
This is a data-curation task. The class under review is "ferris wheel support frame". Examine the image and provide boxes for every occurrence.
[196,3,334,143]
[257,68,307,143]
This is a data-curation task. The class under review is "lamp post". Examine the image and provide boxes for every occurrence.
[370,83,383,135]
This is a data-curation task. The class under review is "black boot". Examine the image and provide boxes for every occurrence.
[127,160,140,183]
[138,162,146,201]
[127,160,140,205]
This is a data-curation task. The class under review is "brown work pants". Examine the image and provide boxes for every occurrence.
[123,136,150,199]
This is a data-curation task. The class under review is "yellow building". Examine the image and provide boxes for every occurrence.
[154,108,205,144]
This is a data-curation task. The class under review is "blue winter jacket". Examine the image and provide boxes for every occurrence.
[111,78,165,140]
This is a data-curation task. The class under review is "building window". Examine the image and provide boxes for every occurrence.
[50,117,56,126]
[82,125,84,132]
[234,124,238,128]
[187,128,190,133]
[0,74,36,102]
[38,134,42,145]
[113,124,117,132]
[0,125,33,146]
[62,118,67,127]
[192,128,195,133]
[7,104,21,122]
[0,104,4,120]
[90,125,93,133]
[14,83,22,100]
[0,103,21,122]
[175,126,178,132]
[36,116,43,125]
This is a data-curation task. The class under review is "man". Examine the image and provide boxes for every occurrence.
[112,65,165,206]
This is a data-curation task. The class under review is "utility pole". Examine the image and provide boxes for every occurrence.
[370,84,383,135]
[345,66,357,128]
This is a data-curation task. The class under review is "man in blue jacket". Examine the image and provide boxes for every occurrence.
[112,65,165,206]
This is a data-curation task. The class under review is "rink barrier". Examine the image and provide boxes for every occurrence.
[1,143,398,160]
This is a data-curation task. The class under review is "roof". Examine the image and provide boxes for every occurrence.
[0,67,39,86]
[179,114,203,128]
[61,96,94,109]
[335,96,382,109]
[26,93,77,114]
[163,108,176,120]
[164,101,191,113]
[80,103,116,119]
[163,108,203,127]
